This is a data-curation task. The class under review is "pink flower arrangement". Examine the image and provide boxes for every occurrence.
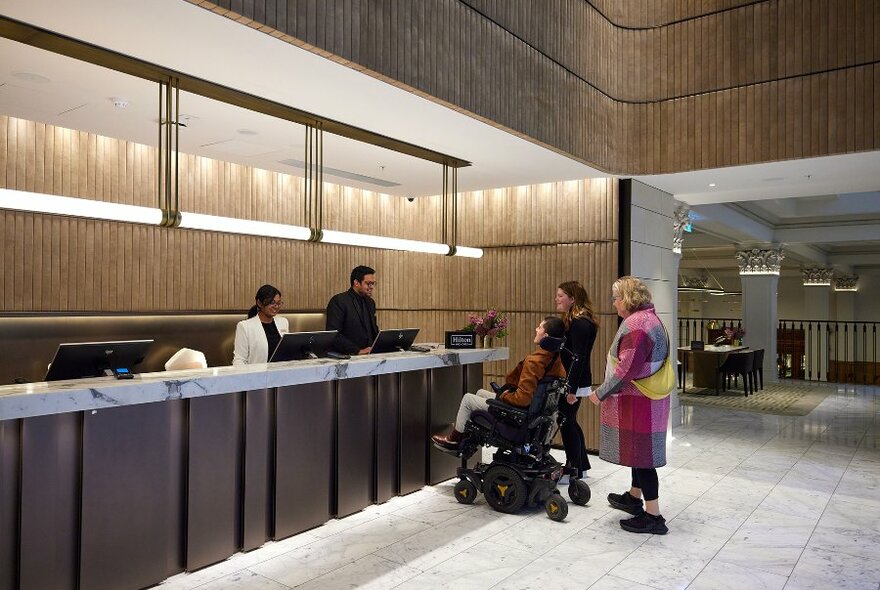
[464,309,509,338]
[724,327,745,342]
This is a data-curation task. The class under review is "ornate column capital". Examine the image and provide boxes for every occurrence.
[672,203,690,254]
[736,247,785,275]
[833,274,859,291]
[802,266,834,286]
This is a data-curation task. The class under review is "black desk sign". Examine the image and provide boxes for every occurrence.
[445,331,476,349]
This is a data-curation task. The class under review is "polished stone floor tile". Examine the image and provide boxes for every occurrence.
[686,559,788,590]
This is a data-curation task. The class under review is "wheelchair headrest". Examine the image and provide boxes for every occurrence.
[538,336,565,352]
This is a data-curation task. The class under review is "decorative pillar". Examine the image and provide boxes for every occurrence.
[834,275,858,322]
[736,248,784,383]
[801,266,833,379]
[802,266,833,321]
[672,203,690,351]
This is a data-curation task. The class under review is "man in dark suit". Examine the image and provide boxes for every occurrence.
[326,265,380,354]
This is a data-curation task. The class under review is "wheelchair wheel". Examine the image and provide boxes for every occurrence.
[482,465,527,514]
[568,479,591,506]
[453,479,478,504]
[545,494,568,522]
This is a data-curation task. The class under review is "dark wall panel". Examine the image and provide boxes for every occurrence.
[80,401,184,590]
[399,370,428,494]
[336,376,376,517]
[0,420,18,590]
[275,382,334,538]
[242,388,274,551]
[187,394,243,570]
[376,373,400,503]
[428,366,465,484]
[19,414,80,590]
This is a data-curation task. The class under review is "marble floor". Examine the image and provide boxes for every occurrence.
[159,381,880,590]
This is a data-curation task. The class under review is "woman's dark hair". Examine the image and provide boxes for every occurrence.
[350,265,376,285]
[247,284,281,318]
[542,316,566,339]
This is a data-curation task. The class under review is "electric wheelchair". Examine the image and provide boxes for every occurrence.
[434,337,591,521]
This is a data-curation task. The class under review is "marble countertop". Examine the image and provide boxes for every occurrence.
[0,347,508,421]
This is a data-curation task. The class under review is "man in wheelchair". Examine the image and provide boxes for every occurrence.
[431,316,591,520]
[432,316,566,450]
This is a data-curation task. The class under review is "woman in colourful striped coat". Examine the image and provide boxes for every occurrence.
[588,276,673,535]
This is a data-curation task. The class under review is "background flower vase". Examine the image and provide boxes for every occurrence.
[724,326,746,346]
[463,309,509,347]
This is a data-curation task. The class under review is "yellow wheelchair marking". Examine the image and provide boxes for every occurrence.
[496,484,509,497]
[549,503,559,514]
[458,488,469,498]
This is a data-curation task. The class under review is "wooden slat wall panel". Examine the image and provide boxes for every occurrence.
[190,0,878,175]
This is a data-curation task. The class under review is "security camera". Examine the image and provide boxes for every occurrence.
[406,196,415,202]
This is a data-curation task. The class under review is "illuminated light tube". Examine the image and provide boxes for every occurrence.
[0,188,163,225]
[321,229,452,255]
[452,246,484,258]
[178,212,312,241]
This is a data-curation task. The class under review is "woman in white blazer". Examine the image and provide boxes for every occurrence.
[233,284,290,365]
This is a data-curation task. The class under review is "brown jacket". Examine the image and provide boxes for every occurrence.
[499,347,566,407]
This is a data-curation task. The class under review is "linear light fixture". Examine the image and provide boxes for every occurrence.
[0,188,163,225]
[452,246,484,258]
[0,188,483,256]
[178,212,312,241]
[322,229,450,255]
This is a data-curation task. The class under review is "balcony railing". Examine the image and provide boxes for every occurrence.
[678,317,880,385]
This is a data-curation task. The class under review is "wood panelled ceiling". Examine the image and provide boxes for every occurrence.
[189,0,879,175]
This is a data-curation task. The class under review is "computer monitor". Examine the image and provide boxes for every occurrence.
[44,340,153,381]
[369,328,420,354]
[270,330,338,362]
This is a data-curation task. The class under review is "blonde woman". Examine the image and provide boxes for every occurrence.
[589,276,672,534]
[555,281,598,480]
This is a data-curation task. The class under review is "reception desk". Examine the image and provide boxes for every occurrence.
[0,347,506,590]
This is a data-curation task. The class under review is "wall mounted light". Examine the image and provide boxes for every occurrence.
[0,188,163,225]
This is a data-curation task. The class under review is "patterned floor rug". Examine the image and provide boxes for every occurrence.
[679,381,837,416]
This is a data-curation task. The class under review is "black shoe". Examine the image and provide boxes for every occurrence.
[607,491,644,515]
[620,512,668,535]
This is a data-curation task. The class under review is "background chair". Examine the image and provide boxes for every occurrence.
[718,351,755,397]
[751,349,765,390]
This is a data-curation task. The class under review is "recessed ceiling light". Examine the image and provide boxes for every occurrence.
[708,183,716,187]
[13,72,50,84]
[110,97,129,109]
[237,128,258,136]
[762,177,784,182]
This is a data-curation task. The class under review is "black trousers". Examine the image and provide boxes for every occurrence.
[631,468,659,501]
[557,396,591,475]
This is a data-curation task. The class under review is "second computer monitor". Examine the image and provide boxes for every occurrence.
[370,328,420,354]
[270,330,338,362]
